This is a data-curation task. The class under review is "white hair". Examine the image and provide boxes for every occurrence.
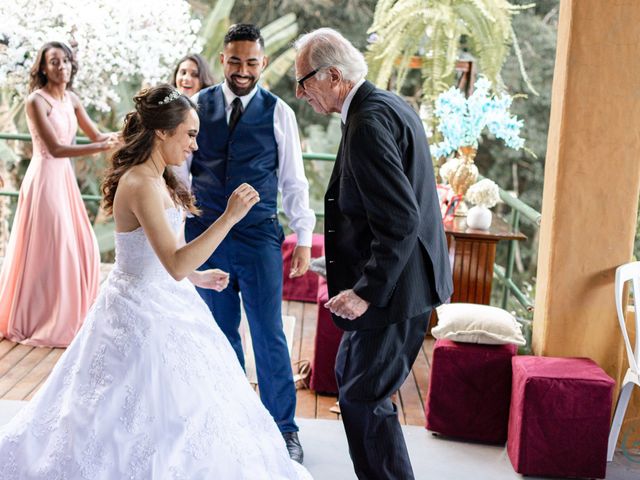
[294,28,368,83]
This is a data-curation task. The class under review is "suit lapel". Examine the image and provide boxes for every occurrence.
[327,138,344,190]
[326,81,377,191]
[345,80,376,125]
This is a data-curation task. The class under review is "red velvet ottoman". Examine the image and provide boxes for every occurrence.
[282,233,324,302]
[425,339,517,444]
[508,356,615,479]
[309,277,343,394]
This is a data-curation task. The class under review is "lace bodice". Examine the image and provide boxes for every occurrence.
[113,207,182,280]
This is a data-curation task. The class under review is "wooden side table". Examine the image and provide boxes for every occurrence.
[444,215,526,304]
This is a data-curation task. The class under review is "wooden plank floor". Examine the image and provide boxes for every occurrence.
[284,297,434,426]
[0,265,434,426]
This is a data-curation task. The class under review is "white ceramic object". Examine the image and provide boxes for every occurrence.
[466,205,492,230]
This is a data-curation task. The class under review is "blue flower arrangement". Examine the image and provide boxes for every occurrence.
[430,77,525,160]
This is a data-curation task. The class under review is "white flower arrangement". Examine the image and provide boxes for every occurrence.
[465,179,500,209]
[0,0,201,112]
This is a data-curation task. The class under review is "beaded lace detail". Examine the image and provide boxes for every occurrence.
[0,207,311,479]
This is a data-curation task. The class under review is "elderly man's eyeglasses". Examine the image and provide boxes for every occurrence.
[296,67,323,90]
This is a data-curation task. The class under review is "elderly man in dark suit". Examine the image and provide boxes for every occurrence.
[294,28,453,480]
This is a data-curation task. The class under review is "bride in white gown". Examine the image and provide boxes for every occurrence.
[0,84,312,480]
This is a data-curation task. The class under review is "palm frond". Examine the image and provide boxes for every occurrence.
[468,0,497,23]
[394,47,415,93]
[510,25,538,95]
[262,48,297,88]
[261,12,296,39]
[455,2,511,84]
[262,14,298,57]
[199,0,235,61]
[369,0,402,31]
[366,0,535,131]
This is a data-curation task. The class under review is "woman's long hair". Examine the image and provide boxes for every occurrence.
[101,84,199,215]
[29,41,78,93]
[171,53,215,90]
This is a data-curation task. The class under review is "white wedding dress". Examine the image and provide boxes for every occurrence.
[0,207,312,480]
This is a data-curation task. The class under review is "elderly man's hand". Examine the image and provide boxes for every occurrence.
[325,289,370,320]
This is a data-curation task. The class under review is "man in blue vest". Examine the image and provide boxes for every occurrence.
[178,24,315,463]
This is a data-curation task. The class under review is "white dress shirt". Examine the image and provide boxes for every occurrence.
[340,78,366,124]
[175,82,316,247]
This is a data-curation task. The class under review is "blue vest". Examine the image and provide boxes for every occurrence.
[189,84,279,228]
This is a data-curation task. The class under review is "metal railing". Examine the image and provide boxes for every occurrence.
[0,133,89,144]
[0,133,540,312]
[476,174,540,312]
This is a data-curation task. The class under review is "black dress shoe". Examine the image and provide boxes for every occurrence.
[282,431,304,464]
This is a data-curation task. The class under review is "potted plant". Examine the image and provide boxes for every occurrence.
[366,0,536,130]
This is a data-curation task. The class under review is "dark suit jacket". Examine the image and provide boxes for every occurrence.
[325,80,453,331]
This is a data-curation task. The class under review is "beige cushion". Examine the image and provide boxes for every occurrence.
[432,303,526,346]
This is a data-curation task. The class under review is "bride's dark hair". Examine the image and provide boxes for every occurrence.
[102,84,199,215]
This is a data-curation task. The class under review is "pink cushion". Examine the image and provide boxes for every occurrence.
[425,339,517,444]
[282,233,324,302]
[309,277,342,394]
[508,356,615,479]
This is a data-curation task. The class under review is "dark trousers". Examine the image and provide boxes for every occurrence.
[185,217,298,433]
[335,312,430,480]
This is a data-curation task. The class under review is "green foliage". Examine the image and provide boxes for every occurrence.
[261,14,299,88]
[304,116,342,155]
[477,9,556,206]
[366,0,536,127]
[230,0,376,51]
[279,117,343,234]
[199,0,235,64]
[260,13,298,55]
[476,2,559,282]
[198,0,299,89]
[93,220,116,254]
[0,138,18,172]
[262,49,297,89]
[228,0,377,134]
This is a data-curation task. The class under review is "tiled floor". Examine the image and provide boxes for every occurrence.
[0,400,638,479]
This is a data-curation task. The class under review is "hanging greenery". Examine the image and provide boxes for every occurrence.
[366,0,536,122]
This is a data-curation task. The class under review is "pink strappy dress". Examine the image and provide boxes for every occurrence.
[0,89,99,347]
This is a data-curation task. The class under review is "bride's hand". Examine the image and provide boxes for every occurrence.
[189,269,230,291]
[224,183,260,223]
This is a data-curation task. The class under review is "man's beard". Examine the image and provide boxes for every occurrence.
[227,74,258,96]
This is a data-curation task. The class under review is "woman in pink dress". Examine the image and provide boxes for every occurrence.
[0,41,118,347]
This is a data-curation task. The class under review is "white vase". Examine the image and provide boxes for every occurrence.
[467,205,492,230]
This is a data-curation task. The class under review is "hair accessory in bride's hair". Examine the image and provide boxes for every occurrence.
[158,89,180,105]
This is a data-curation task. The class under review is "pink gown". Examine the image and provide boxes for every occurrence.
[0,89,100,347]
